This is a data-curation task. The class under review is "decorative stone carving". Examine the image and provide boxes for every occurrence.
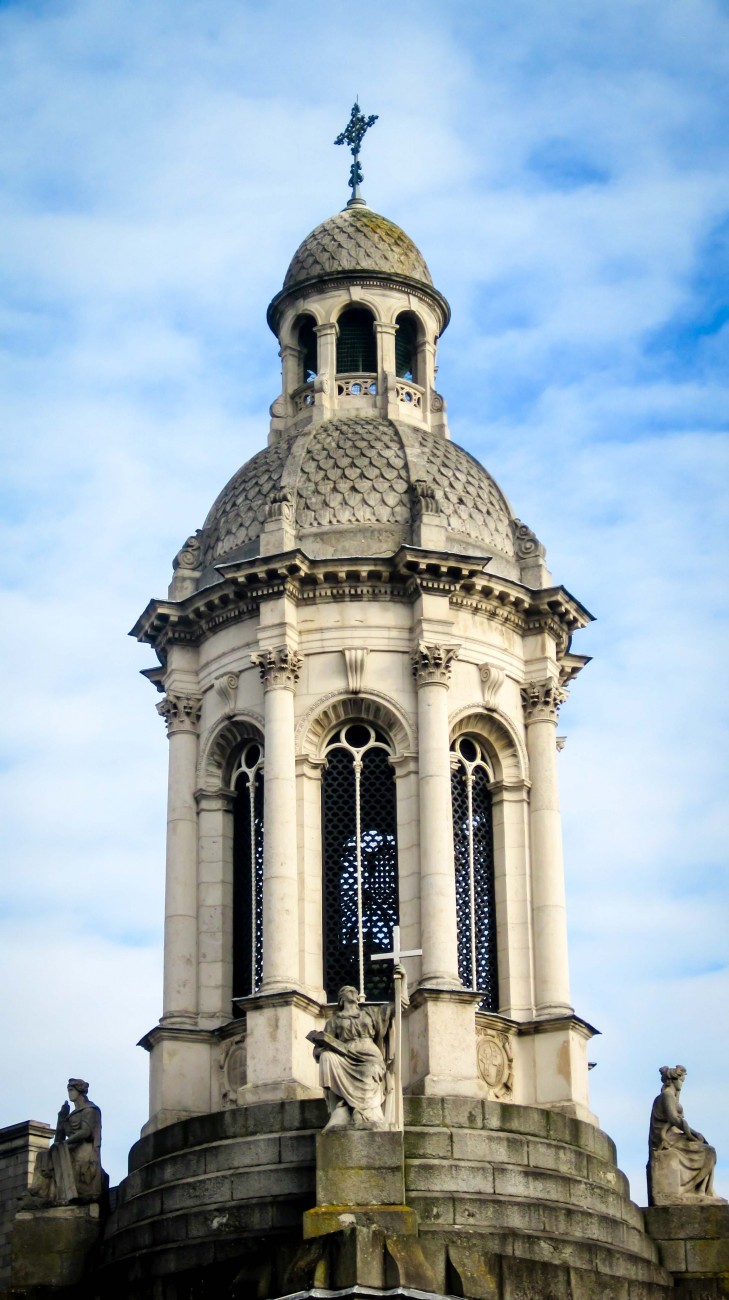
[214,672,240,713]
[411,642,459,686]
[343,647,368,694]
[520,679,568,724]
[430,390,445,412]
[251,646,302,691]
[307,974,408,1130]
[476,1028,514,1100]
[648,1065,723,1206]
[269,393,287,419]
[512,519,546,561]
[172,529,203,572]
[479,662,505,708]
[264,487,295,524]
[556,736,567,752]
[156,692,202,734]
[27,1080,106,1206]
[410,479,441,517]
[219,1035,247,1107]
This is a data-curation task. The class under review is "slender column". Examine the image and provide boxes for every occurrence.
[156,692,202,1022]
[521,679,572,1016]
[280,342,301,406]
[411,642,461,988]
[252,646,301,991]
[315,322,337,381]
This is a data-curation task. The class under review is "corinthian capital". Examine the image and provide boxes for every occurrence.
[521,679,568,724]
[252,645,302,691]
[157,692,202,734]
[411,641,460,687]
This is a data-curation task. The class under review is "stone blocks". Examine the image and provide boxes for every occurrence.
[315,1130,405,1207]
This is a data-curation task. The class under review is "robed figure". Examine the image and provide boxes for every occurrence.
[648,1065,720,1204]
[29,1078,106,1205]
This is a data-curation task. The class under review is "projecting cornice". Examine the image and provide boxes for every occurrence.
[129,546,594,660]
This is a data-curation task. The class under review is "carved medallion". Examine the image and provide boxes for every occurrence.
[220,1036,247,1106]
[476,1029,514,1100]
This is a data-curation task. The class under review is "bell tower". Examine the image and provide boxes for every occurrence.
[133,148,597,1133]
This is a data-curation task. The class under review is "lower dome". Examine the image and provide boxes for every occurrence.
[199,416,518,581]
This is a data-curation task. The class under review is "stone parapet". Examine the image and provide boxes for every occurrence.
[644,1202,729,1289]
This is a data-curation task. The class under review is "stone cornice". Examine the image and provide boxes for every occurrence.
[130,546,593,657]
[267,269,451,336]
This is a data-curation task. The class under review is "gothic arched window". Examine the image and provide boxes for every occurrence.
[450,735,499,1011]
[322,722,398,1003]
[232,741,264,1013]
[336,308,376,374]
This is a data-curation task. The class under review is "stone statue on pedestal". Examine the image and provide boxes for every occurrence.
[648,1065,721,1205]
[307,968,408,1131]
[28,1078,106,1206]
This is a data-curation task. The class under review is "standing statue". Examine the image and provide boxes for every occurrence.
[648,1065,721,1205]
[307,967,408,1130]
[28,1079,106,1206]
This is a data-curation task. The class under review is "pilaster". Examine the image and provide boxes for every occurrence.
[157,689,203,1024]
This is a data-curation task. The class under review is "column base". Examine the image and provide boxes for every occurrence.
[513,1013,600,1125]
[234,987,325,1103]
[138,1023,216,1134]
[407,986,487,1099]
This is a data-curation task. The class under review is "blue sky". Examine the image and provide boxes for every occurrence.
[0,0,727,1197]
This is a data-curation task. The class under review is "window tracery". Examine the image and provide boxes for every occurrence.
[450,734,499,1011]
[321,722,398,1003]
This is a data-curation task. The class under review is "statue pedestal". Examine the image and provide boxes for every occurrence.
[313,1129,405,1208]
[7,1203,102,1293]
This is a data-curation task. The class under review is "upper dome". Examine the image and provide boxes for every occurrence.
[283,205,433,290]
[198,415,518,582]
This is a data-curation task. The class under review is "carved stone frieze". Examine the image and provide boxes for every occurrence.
[214,672,240,712]
[411,642,460,686]
[479,662,505,708]
[520,680,568,724]
[343,647,368,694]
[157,692,202,734]
[476,1027,514,1101]
[252,646,302,691]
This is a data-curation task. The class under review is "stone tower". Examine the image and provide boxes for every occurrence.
[102,194,682,1297]
[133,196,596,1134]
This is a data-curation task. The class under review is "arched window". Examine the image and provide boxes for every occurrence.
[232,741,264,1013]
[322,722,398,1002]
[297,314,317,383]
[450,735,498,1010]
[395,312,419,381]
[336,308,376,374]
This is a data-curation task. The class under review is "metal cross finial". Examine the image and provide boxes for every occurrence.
[334,100,378,207]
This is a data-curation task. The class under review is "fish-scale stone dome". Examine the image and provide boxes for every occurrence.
[283,205,433,290]
[199,415,518,580]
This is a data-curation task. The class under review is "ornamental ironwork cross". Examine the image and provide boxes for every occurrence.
[371,925,422,1130]
[334,100,378,203]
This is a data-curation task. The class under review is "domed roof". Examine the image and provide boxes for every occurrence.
[283,205,433,290]
[199,416,517,579]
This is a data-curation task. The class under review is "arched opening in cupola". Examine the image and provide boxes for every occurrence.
[450,733,498,1011]
[295,313,318,383]
[395,311,420,382]
[231,740,265,1013]
[336,307,377,375]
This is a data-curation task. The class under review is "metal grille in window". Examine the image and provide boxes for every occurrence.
[451,736,498,1011]
[322,723,398,1003]
[298,317,317,381]
[395,314,417,380]
[232,742,264,1013]
[336,308,377,374]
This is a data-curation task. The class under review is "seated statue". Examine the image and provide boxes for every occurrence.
[28,1078,106,1206]
[307,968,408,1130]
[648,1065,721,1205]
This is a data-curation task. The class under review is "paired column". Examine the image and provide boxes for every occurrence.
[157,692,202,1022]
[252,646,302,992]
[521,679,572,1016]
[411,642,461,988]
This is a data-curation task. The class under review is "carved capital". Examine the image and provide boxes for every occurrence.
[157,692,202,734]
[252,646,302,691]
[411,642,459,687]
[479,662,505,708]
[521,680,568,724]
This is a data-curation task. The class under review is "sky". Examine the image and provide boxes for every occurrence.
[0,0,727,1200]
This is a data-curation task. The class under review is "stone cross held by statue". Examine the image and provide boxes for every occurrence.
[371,925,421,1130]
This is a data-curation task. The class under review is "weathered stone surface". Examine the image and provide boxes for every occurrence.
[316,1130,404,1207]
[9,1203,101,1290]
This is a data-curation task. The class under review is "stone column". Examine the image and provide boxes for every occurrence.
[411,642,461,988]
[252,646,302,992]
[280,342,301,407]
[156,692,202,1022]
[521,679,572,1017]
[196,788,236,1021]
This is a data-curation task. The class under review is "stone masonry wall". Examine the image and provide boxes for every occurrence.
[0,1120,52,1288]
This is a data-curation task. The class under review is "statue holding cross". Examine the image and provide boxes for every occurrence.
[307,926,420,1131]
